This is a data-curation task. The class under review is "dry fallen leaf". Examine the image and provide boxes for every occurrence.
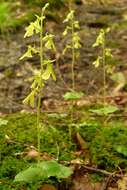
[39,184,56,190]
[117,175,127,190]
[76,132,88,150]
[26,150,39,159]
[70,174,102,190]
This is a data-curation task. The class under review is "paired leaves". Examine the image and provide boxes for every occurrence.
[15,161,73,183]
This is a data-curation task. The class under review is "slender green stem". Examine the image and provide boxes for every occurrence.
[37,94,41,163]
[102,36,106,106]
[71,21,75,91]
[56,141,59,161]
[69,0,75,91]
[69,0,72,10]
[40,11,44,74]
[56,59,71,90]
[37,9,44,163]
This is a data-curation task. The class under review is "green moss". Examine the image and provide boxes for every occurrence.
[90,122,127,170]
[0,2,11,32]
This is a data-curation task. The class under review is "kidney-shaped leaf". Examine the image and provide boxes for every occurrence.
[89,105,118,116]
[14,167,45,183]
[63,91,84,101]
[14,161,72,183]
[38,160,73,179]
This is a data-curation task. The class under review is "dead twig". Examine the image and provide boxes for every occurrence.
[61,160,124,178]
[81,165,123,178]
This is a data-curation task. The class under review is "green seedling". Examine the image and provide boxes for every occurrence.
[92,28,113,105]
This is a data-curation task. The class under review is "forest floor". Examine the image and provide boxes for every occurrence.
[1,1,127,190]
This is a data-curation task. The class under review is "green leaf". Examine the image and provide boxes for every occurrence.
[14,167,44,182]
[115,145,127,157]
[89,105,119,116]
[15,161,73,183]
[63,91,84,100]
[0,118,8,126]
[37,161,73,179]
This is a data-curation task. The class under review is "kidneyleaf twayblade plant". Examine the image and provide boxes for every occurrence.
[63,8,82,93]
[62,8,84,139]
[15,3,72,185]
[20,3,56,162]
[92,28,113,105]
[91,28,118,118]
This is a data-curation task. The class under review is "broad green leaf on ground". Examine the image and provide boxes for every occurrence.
[15,161,72,183]
[38,160,73,179]
[14,167,43,182]
[63,91,84,100]
[89,105,119,116]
